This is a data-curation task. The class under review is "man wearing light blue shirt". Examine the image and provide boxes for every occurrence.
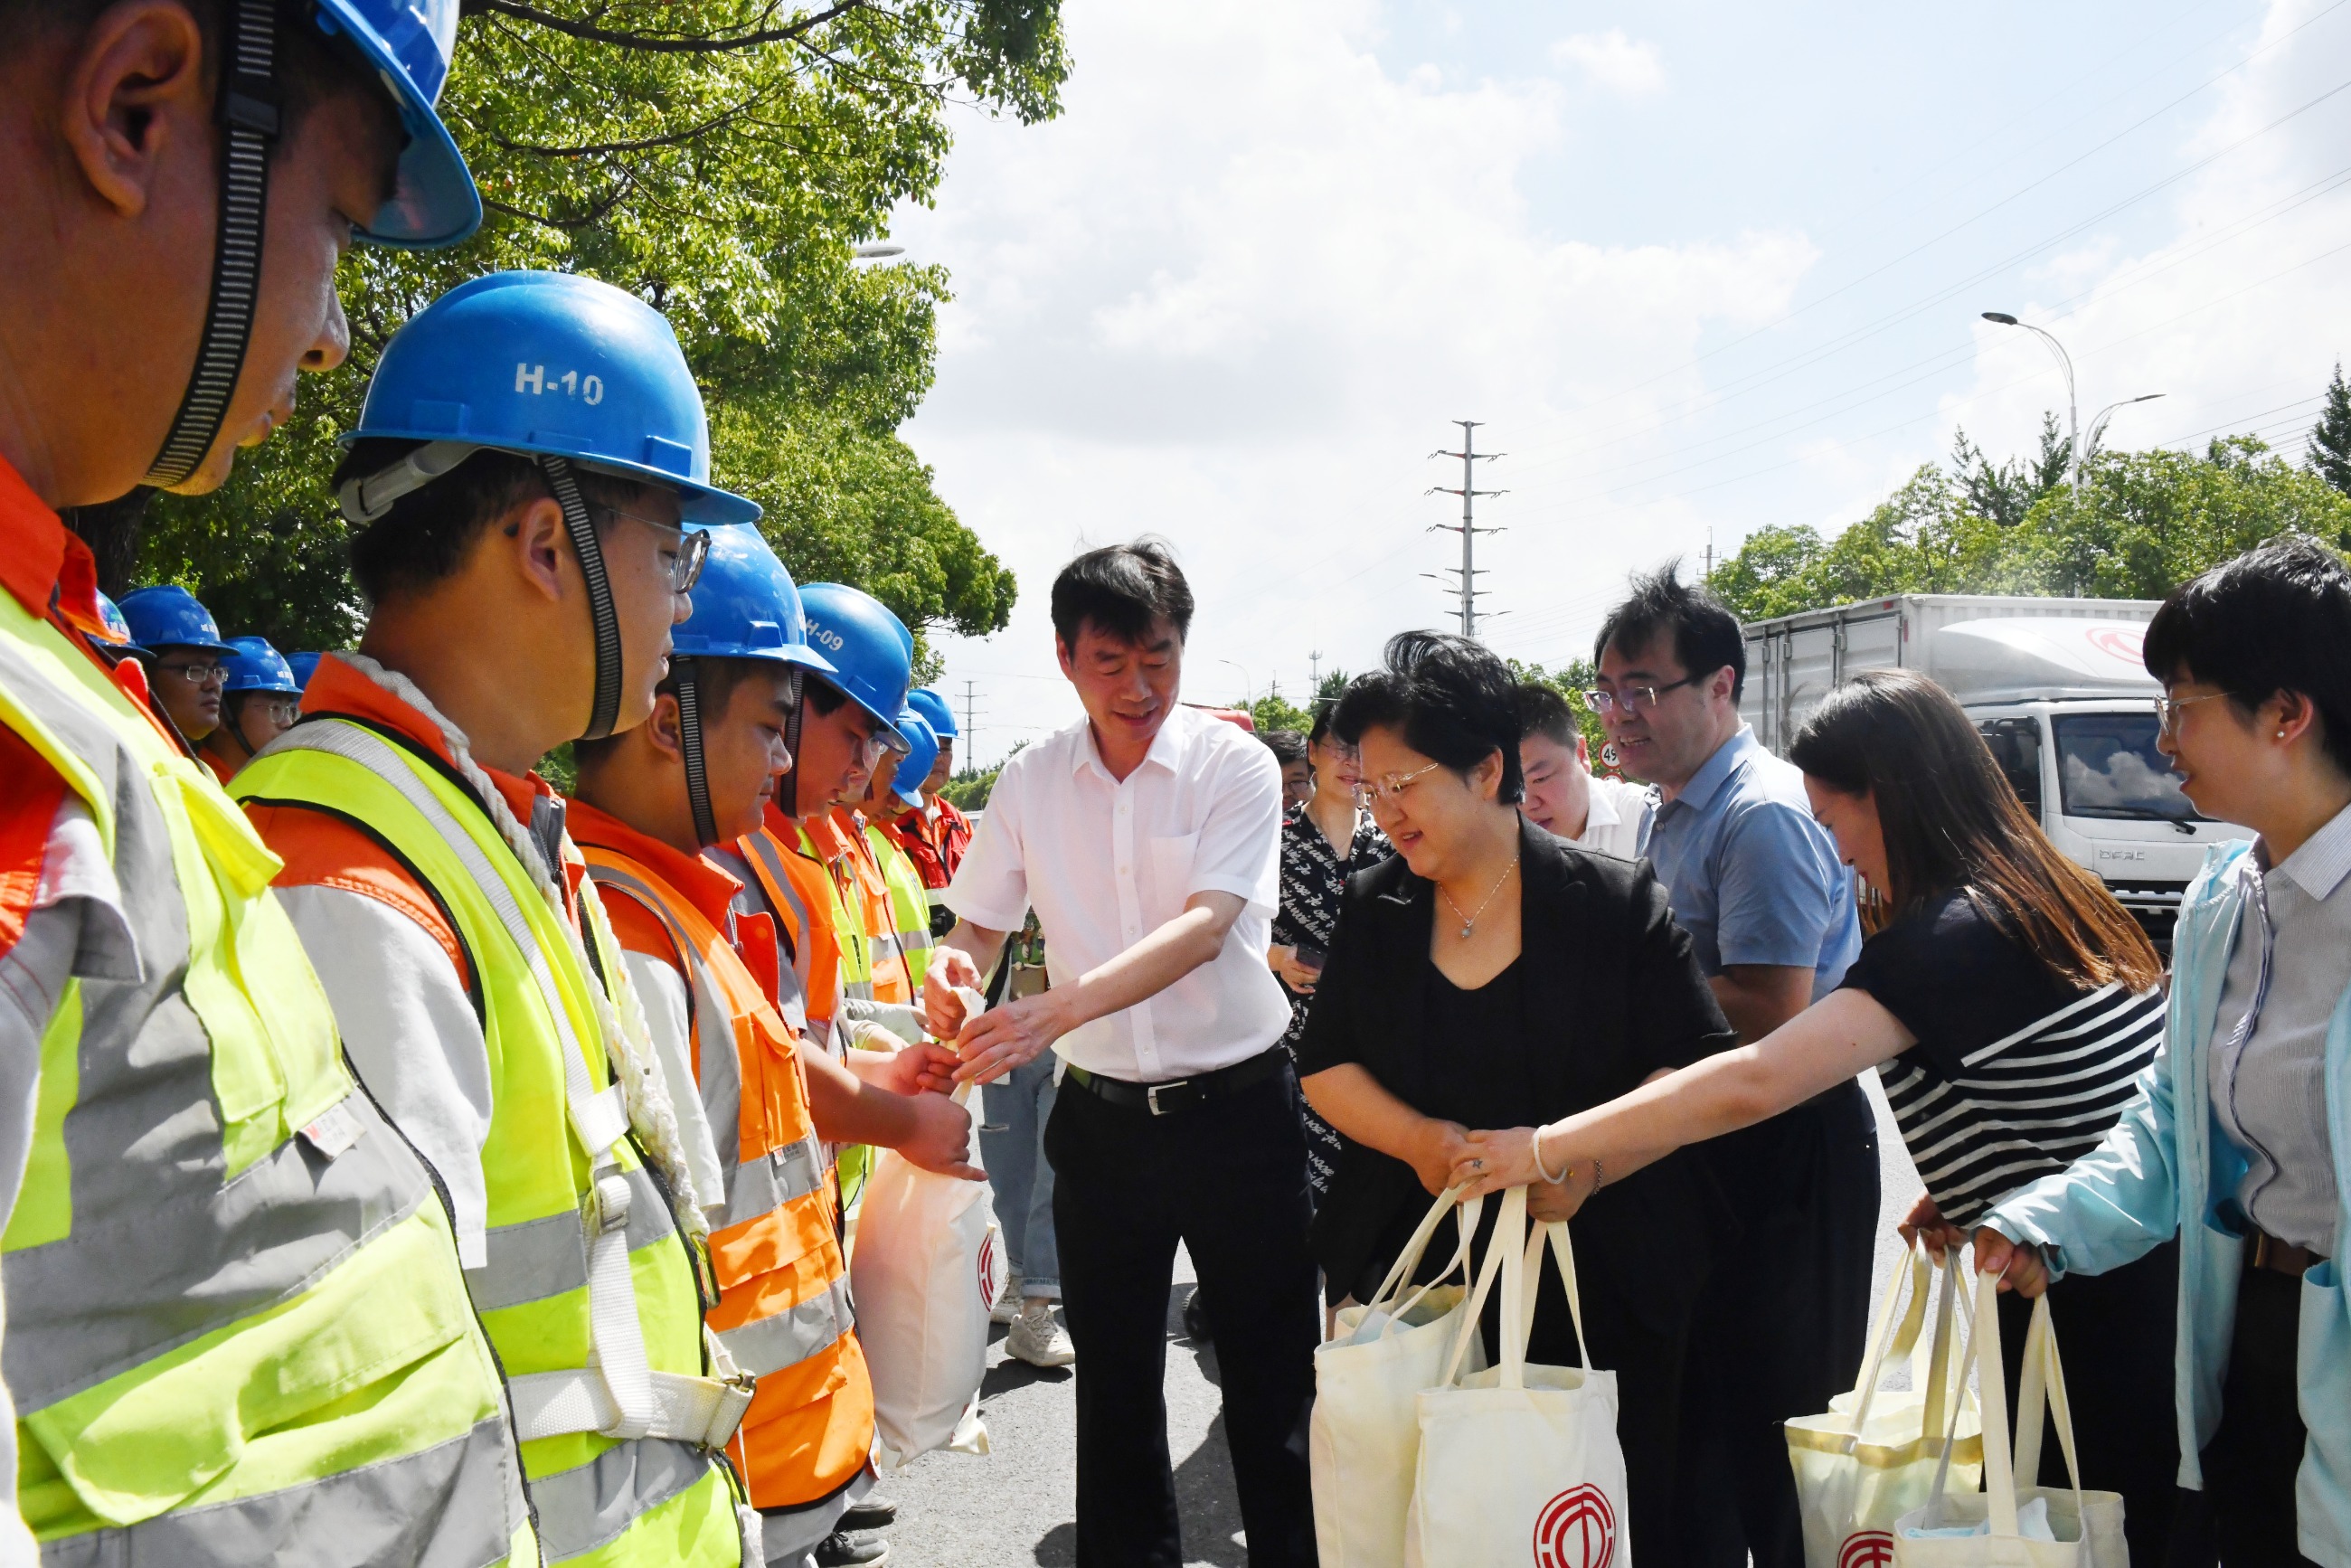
[1593,566,1876,1568]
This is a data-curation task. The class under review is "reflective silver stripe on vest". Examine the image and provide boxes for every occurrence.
[531,1435,719,1563]
[37,1412,521,1568]
[722,1136,828,1231]
[715,1277,854,1378]
[463,1163,673,1316]
[0,638,444,1410]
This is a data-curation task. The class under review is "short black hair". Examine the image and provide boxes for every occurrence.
[1050,540,1194,648]
[1331,631,1525,804]
[1515,682,1581,749]
[338,440,644,607]
[1260,729,1308,767]
[1594,562,1747,704]
[2144,535,2351,778]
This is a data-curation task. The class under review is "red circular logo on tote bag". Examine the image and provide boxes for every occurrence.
[1839,1531,1895,1568]
[977,1231,999,1302]
[1534,1484,1617,1568]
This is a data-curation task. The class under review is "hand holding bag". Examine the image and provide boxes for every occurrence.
[1403,1185,1632,1568]
[1787,1242,1983,1568]
[1310,1185,1487,1568]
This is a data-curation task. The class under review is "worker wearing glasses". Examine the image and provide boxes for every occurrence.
[196,637,305,781]
[115,584,235,748]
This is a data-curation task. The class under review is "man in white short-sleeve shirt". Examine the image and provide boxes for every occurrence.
[1516,679,1656,859]
[924,542,1318,1566]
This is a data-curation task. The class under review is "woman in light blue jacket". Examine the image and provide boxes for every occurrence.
[1976,536,2351,1568]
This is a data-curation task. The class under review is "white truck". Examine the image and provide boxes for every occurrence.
[1739,593,2246,944]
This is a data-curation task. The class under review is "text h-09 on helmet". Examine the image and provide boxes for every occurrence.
[143,0,481,489]
[671,525,838,846]
[337,271,760,739]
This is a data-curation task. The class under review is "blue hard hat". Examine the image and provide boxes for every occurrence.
[118,586,235,656]
[907,686,958,740]
[799,583,913,741]
[288,652,325,691]
[338,272,759,528]
[311,0,479,247]
[672,526,838,676]
[91,591,133,646]
[891,711,939,799]
[222,637,300,695]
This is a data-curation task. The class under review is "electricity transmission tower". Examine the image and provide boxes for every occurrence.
[959,680,985,765]
[1424,420,1506,639]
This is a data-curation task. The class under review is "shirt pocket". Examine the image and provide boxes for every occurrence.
[1147,831,1201,919]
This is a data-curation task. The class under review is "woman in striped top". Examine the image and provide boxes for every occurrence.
[1452,666,2186,1568]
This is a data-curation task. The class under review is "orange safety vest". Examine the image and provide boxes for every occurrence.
[738,806,850,1055]
[819,807,911,1005]
[578,839,875,1523]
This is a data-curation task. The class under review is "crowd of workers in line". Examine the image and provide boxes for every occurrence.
[1,0,2347,1565]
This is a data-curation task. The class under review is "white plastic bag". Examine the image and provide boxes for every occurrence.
[1787,1241,1982,1568]
[1310,1186,1487,1568]
[846,1085,1004,1470]
[1892,1274,2123,1568]
[1403,1186,1631,1568]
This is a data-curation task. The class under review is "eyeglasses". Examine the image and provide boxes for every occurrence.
[1352,759,1443,809]
[156,661,227,685]
[250,698,301,726]
[1581,674,1703,717]
[590,502,709,593]
[2152,690,2233,735]
[853,728,898,766]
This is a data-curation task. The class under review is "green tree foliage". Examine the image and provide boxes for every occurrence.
[1245,690,1315,736]
[939,737,1023,809]
[2311,361,2351,500]
[1707,429,2351,624]
[1506,657,1607,760]
[104,0,1062,655]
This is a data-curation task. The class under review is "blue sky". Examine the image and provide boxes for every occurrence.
[893,0,2351,762]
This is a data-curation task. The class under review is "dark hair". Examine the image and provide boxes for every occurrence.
[2143,535,2351,779]
[1331,631,1524,804]
[571,655,771,773]
[1594,561,1747,704]
[1790,669,2161,992]
[1515,682,1581,749]
[338,440,642,606]
[1260,729,1308,767]
[1050,540,1194,648]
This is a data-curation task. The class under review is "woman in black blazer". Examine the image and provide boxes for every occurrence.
[1298,631,1735,1568]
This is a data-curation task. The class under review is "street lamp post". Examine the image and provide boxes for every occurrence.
[1217,658,1255,710]
[1983,312,2081,487]
[2084,392,2167,465]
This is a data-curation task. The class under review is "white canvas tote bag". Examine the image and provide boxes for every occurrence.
[848,1085,1006,1469]
[1892,1273,2122,1568]
[1788,1242,1983,1568]
[1403,1186,1632,1568]
[1311,1186,1487,1568]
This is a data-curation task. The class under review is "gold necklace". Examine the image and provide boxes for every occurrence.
[1440,852,1519,940]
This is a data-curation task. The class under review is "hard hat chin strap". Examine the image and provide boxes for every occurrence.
[144,0,279,488]
[675,659,719,849]
[541,455,626,740]
[777,669,805,821]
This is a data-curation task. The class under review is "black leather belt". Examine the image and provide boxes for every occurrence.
[1064,1049,1287,1116]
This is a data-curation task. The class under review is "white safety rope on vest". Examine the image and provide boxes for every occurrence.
[292,658,752,1457]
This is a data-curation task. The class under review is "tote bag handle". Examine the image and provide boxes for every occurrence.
[1355,1185,1486,1342]
[1839,1238,1937,1447]
[2012,1295,2091,1525]
[1436,1187,1600,1392]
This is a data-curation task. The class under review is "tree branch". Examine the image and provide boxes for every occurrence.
[464,0,867,54]
[487,88,777,156]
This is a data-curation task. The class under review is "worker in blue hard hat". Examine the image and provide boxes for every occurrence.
[567,526,976,1567]
[286,650,325,692]
[0,0,525,1558]
[118,583,236,745]
[231,270,763,1568]
[887,686,976,912]
[198,636,302,779]
[90,592,134,647]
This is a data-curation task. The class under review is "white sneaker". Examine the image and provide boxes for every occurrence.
[990,1273,1024,1326]
[1007,1299,1075,1367]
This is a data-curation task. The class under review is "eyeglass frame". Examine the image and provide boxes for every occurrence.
[1581,672,1706,717]
[1352,758,1444,809]
[586,499,710,593]
[152,658,228,685]
[2152,688,2235,736]
[241,695,303,726]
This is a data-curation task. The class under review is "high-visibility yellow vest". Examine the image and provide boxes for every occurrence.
[234,720,751,1567]
[580,846,875,1547]
[0,595,534,1564]
[864,822,933,994]
[824,810,910,1006]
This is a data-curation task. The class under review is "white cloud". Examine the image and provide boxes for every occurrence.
[1550,29,1666,96]
[893,0,1812,757]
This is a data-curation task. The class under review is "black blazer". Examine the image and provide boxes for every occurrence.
[1298,818,1738,1330]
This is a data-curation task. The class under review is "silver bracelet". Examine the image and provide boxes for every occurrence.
[1531,1129,1570,1185]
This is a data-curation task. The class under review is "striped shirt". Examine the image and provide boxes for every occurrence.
[1842,892,2166,1227]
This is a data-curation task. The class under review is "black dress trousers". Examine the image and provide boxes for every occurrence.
[1045,1062,1323,1568]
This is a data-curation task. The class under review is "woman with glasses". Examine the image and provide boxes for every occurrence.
[1298,630,1737,1568]
[1969,537,2351,1568]
[1454,665,2191,1567]
[197,636,304,780]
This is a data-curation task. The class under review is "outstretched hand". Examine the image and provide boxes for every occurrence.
[896,1087,985,1182]
[922,954,983,1041]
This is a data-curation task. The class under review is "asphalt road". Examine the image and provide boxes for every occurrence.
[873,1072,1925,1568]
